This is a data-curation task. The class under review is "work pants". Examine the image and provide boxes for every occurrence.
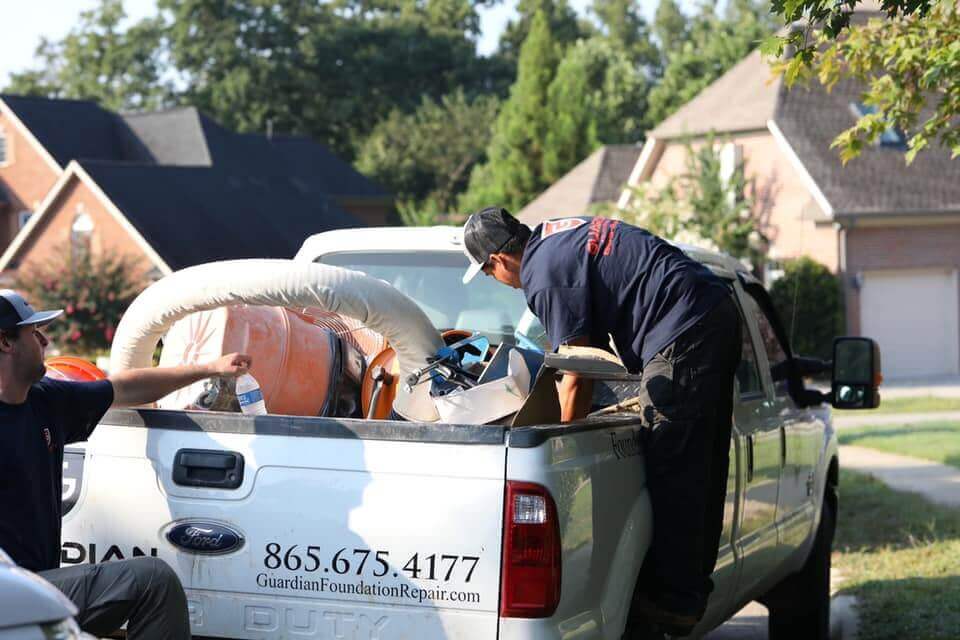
[40,556,191,640]
[637,294,741,619]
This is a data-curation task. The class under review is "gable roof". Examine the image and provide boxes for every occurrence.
[518,145,642,225]
[79,161,362,270]
[121,107,212,166]
[650,49,781,140]
[0,95,389,201]
[773,79,960,216]
[632,13,960,217]
[197,118,389,199]
[0,95,127,166]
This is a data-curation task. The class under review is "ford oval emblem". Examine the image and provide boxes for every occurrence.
[166,521,244,555]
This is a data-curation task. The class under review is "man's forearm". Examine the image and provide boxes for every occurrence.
[109,363,216,407]
[558,373,594,422]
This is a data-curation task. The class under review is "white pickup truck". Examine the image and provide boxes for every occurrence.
[58,226,881,640]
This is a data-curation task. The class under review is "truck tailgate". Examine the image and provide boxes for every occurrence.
[62,410,507,639]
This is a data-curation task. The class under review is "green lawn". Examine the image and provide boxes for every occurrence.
[838,421,960,469]
[836,396,960,415]
[833,471,960,640]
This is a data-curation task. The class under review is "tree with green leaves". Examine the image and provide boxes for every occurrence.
[5,0,170,111]
[15,247,144,357]
[612,136,767,270]
[158,0,496,159]
[647,0,774,126]
[356,90,499,223]
[770,257,844,360]
[461,10,561,213]
[542,38,648,184]
[496,0,586,68]
[652,0,688,66]
[763,0,959,163]
[589,0,660,70]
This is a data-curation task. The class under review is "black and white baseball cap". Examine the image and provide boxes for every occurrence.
[0,290,63,330]
[461,207,530,284]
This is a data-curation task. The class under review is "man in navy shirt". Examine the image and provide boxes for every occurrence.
[462,208,741,636]
[0,289,251,639]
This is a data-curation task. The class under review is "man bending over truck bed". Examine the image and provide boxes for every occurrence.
[0,290,251,640]
[461,208,741,637]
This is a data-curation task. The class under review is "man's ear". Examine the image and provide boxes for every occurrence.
[0,330,17,353]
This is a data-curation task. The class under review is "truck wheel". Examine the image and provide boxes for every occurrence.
[762,497,836,640]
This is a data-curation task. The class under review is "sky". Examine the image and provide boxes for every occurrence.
[0,0,684,87]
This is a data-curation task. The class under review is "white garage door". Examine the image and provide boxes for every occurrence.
[861,269,960,379]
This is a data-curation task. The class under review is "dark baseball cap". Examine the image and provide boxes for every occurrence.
[0,290,63,330]
[461,207,530,284]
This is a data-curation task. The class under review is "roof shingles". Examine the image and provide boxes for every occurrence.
[81,161,361,271]
[0,94,392,268]
[774,79,960,215]
[518,145,641,225]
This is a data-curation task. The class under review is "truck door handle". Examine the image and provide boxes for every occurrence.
[746,435,754,483]
[173,449,244,489]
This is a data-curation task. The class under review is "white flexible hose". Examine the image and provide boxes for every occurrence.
[110,259,444,421]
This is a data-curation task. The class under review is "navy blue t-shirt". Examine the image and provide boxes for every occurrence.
[0,378,113,571]
[520,217,730,373]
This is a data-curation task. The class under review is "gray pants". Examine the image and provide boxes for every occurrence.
[39,557,190,640]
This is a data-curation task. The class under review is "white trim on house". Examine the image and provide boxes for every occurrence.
[0,167,74,268]
[0,99,63,175]
[616,137,663,209]
[0,161,173,275]
[767,119,835,219]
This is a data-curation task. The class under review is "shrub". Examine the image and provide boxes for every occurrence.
[769,257,844,360]
[14,248,146,357]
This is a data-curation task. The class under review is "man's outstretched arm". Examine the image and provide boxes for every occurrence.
[109,353,252,407]
[557,336,594,422]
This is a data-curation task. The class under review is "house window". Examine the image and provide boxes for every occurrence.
[849,102,906,148]
[0,128,8,166]
[17,211,32,229]
[71,207,95,259]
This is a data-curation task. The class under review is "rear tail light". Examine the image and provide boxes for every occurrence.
[500,481,562,618]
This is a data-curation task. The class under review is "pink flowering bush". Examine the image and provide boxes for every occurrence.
[15,247,145,356]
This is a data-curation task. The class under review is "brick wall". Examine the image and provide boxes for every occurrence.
[844,223,960,335]
[0,112,61,251]
[648,132,840,271]
[13,175,155,281]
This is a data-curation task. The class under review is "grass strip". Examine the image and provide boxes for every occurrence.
[837,421,960,469]
[838,396,960,415]
[834,470,960,640]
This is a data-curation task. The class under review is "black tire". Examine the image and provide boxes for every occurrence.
[762,497,836,640]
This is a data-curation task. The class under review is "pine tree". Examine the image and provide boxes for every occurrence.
[542,38,647,184]
[653,0,688,64]
[460,10,561,213]
[590,0,659,71]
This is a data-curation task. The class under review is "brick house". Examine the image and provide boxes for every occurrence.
[0,95,393,281]
[612,48,960,380]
